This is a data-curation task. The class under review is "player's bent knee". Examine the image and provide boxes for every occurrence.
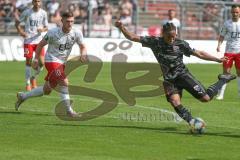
[58,79,68,86]
[26,61,31,66]
[199,95,211,102]
[63,81,68,86]
[168,94,181,107]
[169,99,181,107]
[25,59,32,66]
[43,89,51,95]
[43,83,52,95]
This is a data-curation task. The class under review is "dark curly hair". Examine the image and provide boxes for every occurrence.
[163,22,176,33]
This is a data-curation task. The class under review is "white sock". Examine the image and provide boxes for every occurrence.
[25,66,31,85]
[22,86,44,100]
[237,77,240,96]
[59,86,73,112]
[218,83,227,98]
[32,66,43,79]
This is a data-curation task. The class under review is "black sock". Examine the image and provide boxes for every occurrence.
[207,79,226,99]
[174,105,193,123]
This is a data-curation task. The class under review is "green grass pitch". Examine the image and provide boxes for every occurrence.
[0,62,240,160]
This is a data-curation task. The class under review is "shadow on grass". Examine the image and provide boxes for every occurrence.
[203,132,240,138]
[44,123,240,138]
[0,111,22,114]
[0,110,53,117]
[185,158,203,160]
[1,110,240,139]
[46,123,181,133]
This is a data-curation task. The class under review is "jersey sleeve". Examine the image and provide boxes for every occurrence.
[19,9,28,23]
[43,30,53,44]
[181,40,195,57]
[43,11,48,27]
[140,36,158,48]
[75,30,84,45]
[220,21,228,37]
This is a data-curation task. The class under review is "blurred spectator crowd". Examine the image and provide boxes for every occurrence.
[0,0,137,34]
[0,0,239,39]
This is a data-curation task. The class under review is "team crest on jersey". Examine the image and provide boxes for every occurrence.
[70,36,75,41]
[193,85,201,92]
[173,46,180,52]
[44,35,49,41]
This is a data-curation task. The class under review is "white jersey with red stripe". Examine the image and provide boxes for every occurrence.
[220,19,240,53]
[44,27,84,64]
[19,8,48,44]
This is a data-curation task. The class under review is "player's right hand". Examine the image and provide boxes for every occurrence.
[20,32,28,38]
[80,54,88,63]
[115,20,123,28]
[216,46,221,52]
[218,56,229,63]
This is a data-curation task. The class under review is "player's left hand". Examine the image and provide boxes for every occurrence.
[80,54,88,63]
[32,59,39,70]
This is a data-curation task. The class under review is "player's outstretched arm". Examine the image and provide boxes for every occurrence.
[115,20,141,42]
[193,50,223,63]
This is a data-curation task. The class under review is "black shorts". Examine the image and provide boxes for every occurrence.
[163,72,207,101]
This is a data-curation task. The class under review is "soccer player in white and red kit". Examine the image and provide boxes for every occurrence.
[15,0,48,91]
[216,5,240,100]
[15,11,88,117]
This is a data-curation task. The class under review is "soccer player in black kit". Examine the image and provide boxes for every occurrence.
[115,21,236,125]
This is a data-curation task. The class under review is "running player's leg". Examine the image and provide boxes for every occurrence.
[177,72,210,102]
[24,44,34,91]
[57,78,77,117]
[234,53,240,97]
[176,72,235,102]
[31,45,45,89]
[216,53,234,100]
[206,73,236,100]
[46,62,77,117]
[15,82,49,111]
[164,81,193,123]
[25,59,32,91]
[15,60,53,111]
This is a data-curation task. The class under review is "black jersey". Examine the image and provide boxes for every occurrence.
[140,36,195,81]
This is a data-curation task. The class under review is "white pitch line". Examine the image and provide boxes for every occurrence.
[0,92,181,119]
[1,105,240,130]
[3,92,240,128]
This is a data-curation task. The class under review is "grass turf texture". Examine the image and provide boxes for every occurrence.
[0,62,240,160]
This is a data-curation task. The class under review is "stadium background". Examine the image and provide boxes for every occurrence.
[0,0,239,39]
[1,0,236,62]
[0,1,240,160]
